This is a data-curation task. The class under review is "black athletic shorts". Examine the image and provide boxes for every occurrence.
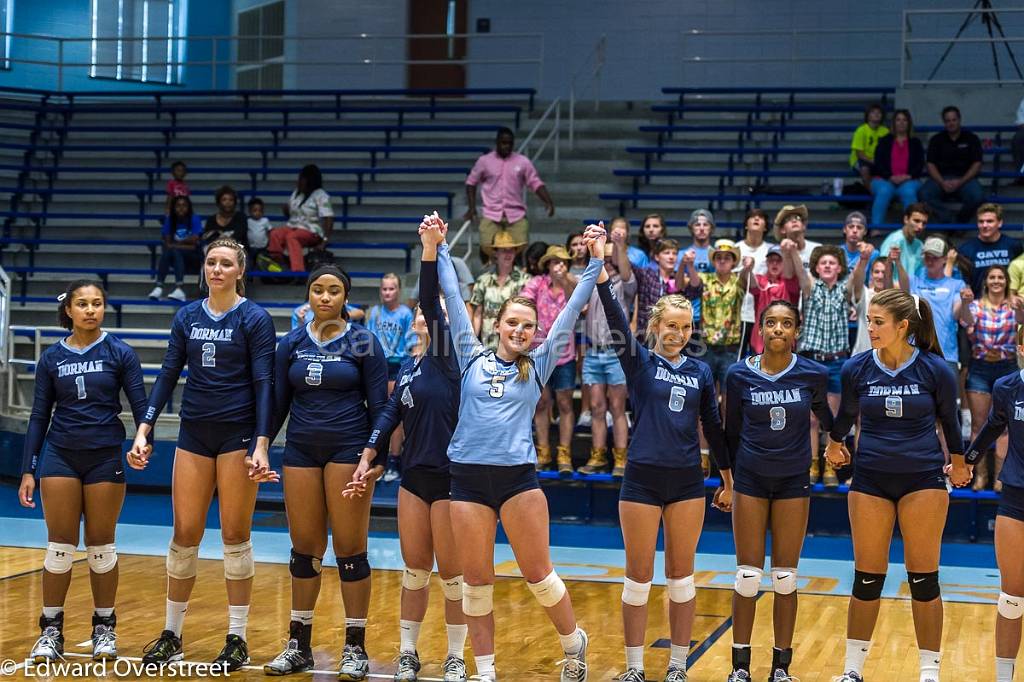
[177,420,255,458]
[619,462,706,507]
[38,443,124,484]
[733,466,811,500]
[283,441,362,467]
[849,466,948,502]
[998,483,1024,523]
[401,466,452,505]
[449,463,539,512]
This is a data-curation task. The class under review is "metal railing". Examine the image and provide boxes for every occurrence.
[901,7,1024,85]
[518,98,561,171]
[569,34,606,149]
[0,31,545,91]
[447,219,475,260]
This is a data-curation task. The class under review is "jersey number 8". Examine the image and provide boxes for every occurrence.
[305,362,323,386]
[769,406,786,431]
[884,395,903,418]
[489,373,506,399]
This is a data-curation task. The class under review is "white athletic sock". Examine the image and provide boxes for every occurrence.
[227,604,249,640]
[475,653,496,679]
[41,606,64,620]
[669,644,689,670]
[399,619,421,654]
[94,607,114,618]
[625,645,644,670]
[996,656,1016,682]
[919,649,940,681]
[345,617,367,630]
[558,627,583,657]
[290,609,314,626]
[165,599,188,637]
[446,623,468,658]
[845,638,871,675]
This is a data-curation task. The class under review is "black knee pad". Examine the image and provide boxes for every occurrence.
[337,552,370,582]
[907,571,940,601]
[852,570,886,601]
[289,549,323,579]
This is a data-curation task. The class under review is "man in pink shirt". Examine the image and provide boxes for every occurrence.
[464,127,555,262]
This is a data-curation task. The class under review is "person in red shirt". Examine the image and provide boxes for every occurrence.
[164,160,190,215]
[464,128,555,263]
[741,243,802,355]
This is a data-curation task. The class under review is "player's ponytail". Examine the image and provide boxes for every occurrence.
[871,288,942,356]
[497,296,538,383]
[57,279,108,330]
[204,238,247,295]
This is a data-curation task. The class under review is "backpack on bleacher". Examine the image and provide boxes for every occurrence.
[304,248,336,270]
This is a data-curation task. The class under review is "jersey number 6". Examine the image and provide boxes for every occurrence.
[668,385,686,412]
[489,373,506,399]
[884,395,903,418]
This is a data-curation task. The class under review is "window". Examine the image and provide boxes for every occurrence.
[236,1,284,90]
[91,0,187,84]
[1,0,12,70]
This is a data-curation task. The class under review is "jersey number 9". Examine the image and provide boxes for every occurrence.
[305,362,323,386]
[489,373,506,399]
[884,395,903,418]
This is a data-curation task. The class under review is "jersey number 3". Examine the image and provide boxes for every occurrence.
[201,342,216,368]
[769,406,786,431]
[884,395,903,418]
[305,362,323,386]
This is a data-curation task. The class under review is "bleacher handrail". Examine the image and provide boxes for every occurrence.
[447,220,475,260]
[0,31,545,92]
[518,98,561,172]
[568,34,607,149]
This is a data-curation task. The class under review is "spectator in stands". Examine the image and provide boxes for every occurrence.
[202,186,248,249]
[736,208,772,275]
[849,103,890,185]
[636,238,685,342]
[578,230,635,478]
[520,245,579,475]
[773,204,820,270]
[797,245,852,486]
[268,164,334,272]
[920,105,985,224]
[959,265,1020,491]
[246,197,272,262]
[870,109,925,226]
[463,127,554,262]
[900,237,964,377]
[879,202,929,280]
[955,203,1023,295]
[164,160,190,215]
[699,240,749,391]
[149,195,202,302]
[524,241,549,277]
[840,211,877,281]
[1014,94,1024,183]
[469,231,530,350]
[609,216,650,269]
[566,231,589,277]
[740,242,802,355]
[685,209,715,274]
[637,213,667,264]
[849,245,894,355]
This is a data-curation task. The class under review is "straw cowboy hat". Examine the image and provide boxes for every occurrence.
[537,245,572,269]
[481,230,527,255]
[773,204,809,229]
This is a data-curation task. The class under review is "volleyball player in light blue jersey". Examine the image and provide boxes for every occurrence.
[428,213,603,682]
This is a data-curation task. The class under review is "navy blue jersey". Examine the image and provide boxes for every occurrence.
[965,369,1024,488]
[22,333,147,475]
[724,355,833,476]
[366,260,459,470]
[830,349,961,472]
[273,321,388,460]
[144,298,276,438]
[596,280,729,469]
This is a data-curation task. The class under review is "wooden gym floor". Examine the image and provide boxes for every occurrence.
[0,547,1008,680]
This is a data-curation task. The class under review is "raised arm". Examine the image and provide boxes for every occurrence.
[418,227,457,372]
[849,243,874,301]
[438,242,482,371]
[532,255,603,382]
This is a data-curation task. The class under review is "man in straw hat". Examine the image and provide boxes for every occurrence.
[464,127,555,262]
[773,204,820,271]
[469,231,530,351]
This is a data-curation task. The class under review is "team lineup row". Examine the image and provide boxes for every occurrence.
[14,214,1024,682]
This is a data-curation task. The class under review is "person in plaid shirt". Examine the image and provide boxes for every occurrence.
[798,244,857,485]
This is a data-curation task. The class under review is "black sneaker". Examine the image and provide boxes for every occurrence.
[91,613,117,661]
[264,638,315,676]
[30,613,65,663]
[141,630,183,664]
[339,643,370,680]
[213,634,250,672]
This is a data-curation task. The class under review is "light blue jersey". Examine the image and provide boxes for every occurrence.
[438,243,602,465]
[366,303,414,363]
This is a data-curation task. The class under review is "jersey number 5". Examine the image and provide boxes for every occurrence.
[305,362,323,386]
[769,406,786,431]
[884,395,903,418]
[201,342,216,368]
[489,374,506,399]
[668,386,686,412]
[75,375,87,400]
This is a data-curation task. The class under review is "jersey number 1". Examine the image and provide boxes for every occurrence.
[75,375,87,400]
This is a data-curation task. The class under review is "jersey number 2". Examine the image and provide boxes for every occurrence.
[884,396,903,418]
[305,362,323,386]
[75,375,87,400]
[769,406,786,431]
[201,342,216,368]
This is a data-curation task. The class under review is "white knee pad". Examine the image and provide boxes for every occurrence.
[734,565,764,599]
[771,567,798,596]
[224,541,255,580]
[622,577,653,607]
[528,571,567,608]
[166,541,198,580]
[44,542,77,575]
[402,566,432,591]
[87,544,117,574]
[462,583,494,617]
[999,592,1024,620]
[441,575,464,601]
[667,575,696,604]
